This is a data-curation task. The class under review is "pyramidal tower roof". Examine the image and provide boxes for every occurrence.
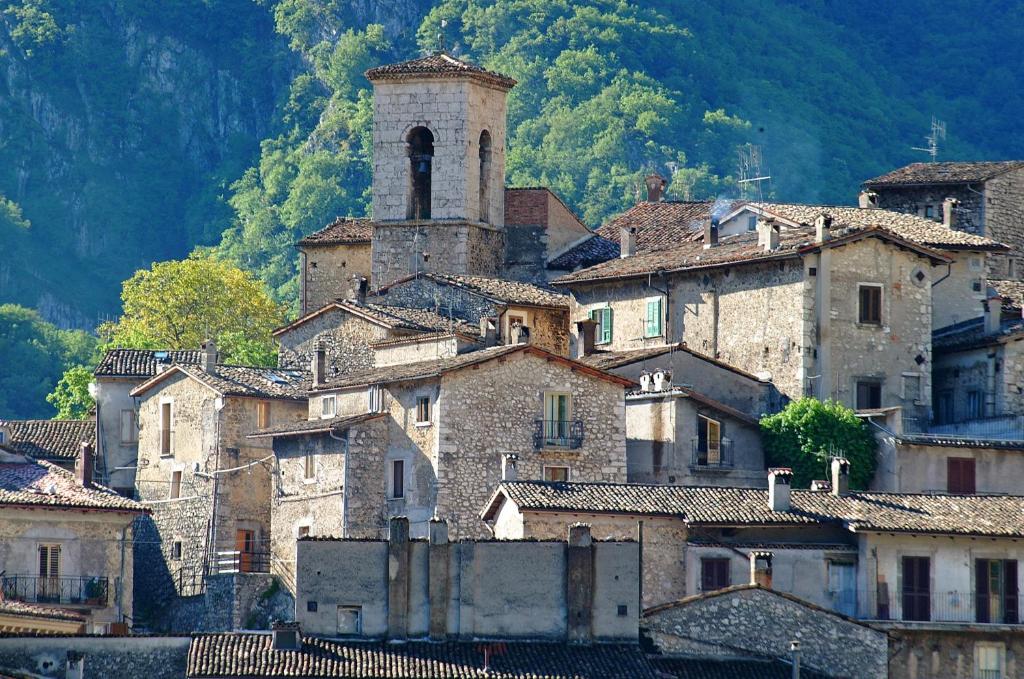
[365,52,516,90]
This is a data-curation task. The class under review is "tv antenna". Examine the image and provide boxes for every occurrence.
[736,144,771,201]
[912,117,946,162]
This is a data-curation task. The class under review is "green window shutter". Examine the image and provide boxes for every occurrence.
[604,307,613,343]
[646,300,662,336]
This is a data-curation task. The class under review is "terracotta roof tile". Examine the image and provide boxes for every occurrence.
[488,481,1024,537]
[0,420,94,461]
[579,343,766,383]
[365,52,516,90]
[377,273,569,308]
[273,300,479,339]
[297,218,372,246]
[991,279,1024,311]
[248,412,385,439]
[863,161,1024,186]
[0,459,146,513]
[94,349,202,378]
[187,636,657,678]
[597,200,737,252]
[132,364,310,401]
[0,599,86,623]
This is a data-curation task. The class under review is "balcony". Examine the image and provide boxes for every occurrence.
[901,415,1024,443]
[533,420,584,450]
[837,590,1023,625]
[2,575,109,607]
[690,438,734,468]
[209,549,271,575]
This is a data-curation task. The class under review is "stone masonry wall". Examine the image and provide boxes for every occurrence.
[0,636,190,679]
[888,628,1024,679]
[438,350,627,538]
[984,169,1024,277]
[371,221,505,286]
[277,306,390,373]
[300,242,371,315]
[643,587,888,679]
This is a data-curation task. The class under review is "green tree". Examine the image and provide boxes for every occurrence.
[759,398,877,490]
[99,253,285,366]
[46,365,94,420]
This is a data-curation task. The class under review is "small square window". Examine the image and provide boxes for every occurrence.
[858,285,882,325]
[321,395,337,418]
[617,604,628,617]
[700,557,730,591]
[307,601,318,612]
[544,466,569,482]
[337,606,362,636]
[416,396,431,424]
[298,525,310,539]
[856,380,882,410]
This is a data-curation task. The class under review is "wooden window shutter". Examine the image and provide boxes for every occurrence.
[976,558,990,623]
[1005,560,1019,624]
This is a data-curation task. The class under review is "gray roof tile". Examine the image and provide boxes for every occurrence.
[863,161,1024,186]
[0,420,95,461]
[94,349,202,378]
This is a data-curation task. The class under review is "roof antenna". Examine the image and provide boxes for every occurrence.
[912,117,946,162]
[437,19,448,54]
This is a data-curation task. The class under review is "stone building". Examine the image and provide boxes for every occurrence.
[0,419,95,472]
[274,298,479,375]
[371,271,571,355]
[264,343,630,547]
[862,160,1024,279]
[503,186,596,284]
[129,343,307,615]
[0,446,147,632]
[296,218,372,315]
[554,218,949,416]
[93,349,203,496]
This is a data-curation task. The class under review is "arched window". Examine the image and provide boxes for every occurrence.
[407,127,434,220]
[478,130,492,222]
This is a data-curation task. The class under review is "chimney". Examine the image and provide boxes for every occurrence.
[387,517,410,639]
[830,457,850,497]
[566,523,594,643]
[350,276,368,305]
[758,218,780,252]
[76,442,94,488]
[311,343,326,389]
[749,550,773,588]
[576,319,598,358]
[653,369,672,392]
[790,641,802,679]
[985,296,1003,335]
[502,453,519,482]
[943,197,960,229]
[202,339,217,373]
[270,621,302,651]
[65,651,84,679]
[810,479,831,493]
[858,190,877,209]
[814,213,833,244]
[644,173,666,202]
[510,322,530,345]
[620,227,637,258]
[702,217,719,249]
[768,467,792,511]
[480,317,497,346]
[428,518,450,640]
[639,371,652,392]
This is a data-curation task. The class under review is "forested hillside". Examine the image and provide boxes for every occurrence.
[2,0,1024,417]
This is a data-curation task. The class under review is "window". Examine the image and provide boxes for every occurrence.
[855,380,882,410]
[369,385,384,413]
[478,130,492,222]
[700,557,730,591]
[303,452,316,481]
[298,525,310,539]
[390,459,405,499]
[235,529,257,573]
[590,307,613,344]
[544,466,569,482]
[967,390,984,419]
[937,391,955,424]
[948,457,976,494]
[973,278,985,295]
[0,430,5,445]
[696,415,722,465]
[169,471,182,499]
[120,409,138,444]
[976,560,1018,624]
[337,606,363,636]
[645,299,663,337]
[171,541,182,560]
[416,396,431,425]
[747,215,758,231]
[257,401,270,428]
[970,256,984,272]
[902,374,922,403]
[38,544,60,601]
[901,556,931,621]
[858,285,882,325]
[924,204,935,220]
[976,642,1006,679]
[407,127,434,220]
[321,395,337,419]
[160,401,173,456]
[543,392,572,446]
[307,601,318,612]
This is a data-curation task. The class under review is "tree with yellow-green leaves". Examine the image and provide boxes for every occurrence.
[98,253,285,367]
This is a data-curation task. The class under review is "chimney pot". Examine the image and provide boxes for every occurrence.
[639,371,652,392]
[510,322,530,345]
[830,457,850,496]
[312,343,327,388]
[202,339,217,373]
[76,442,94,488]
[644,173,666,202]
[768,467,792,511]
[480,317,497,346]
[702,217,719,249]
[758,218,780,252]
[943,197,960,229]
[653,369,672,392]
[810,479,832,492]
[576,319,598,358]
[749,550,773,588]
[985,296,1003,335]
[620,227,637,258]
[349,276,369,305]
[858,190,878,209]
[501,453,519,482]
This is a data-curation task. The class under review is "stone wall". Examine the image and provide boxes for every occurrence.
[0,635,190,679]
[381,380,442,536]
[299,242,371,314]
[888,627,1024,679]
[504,188,590,285]
[371,221,505,285]
[873,438,1024,494]
[934,339,1024,423]
[372,334,467,366]
[371,275,497,328]
[277,306,390,373]
[94,375,141,493]
[437,350,627,537]
[643,586,887,679]
[984,169,1024,277]
[933,251,987,330]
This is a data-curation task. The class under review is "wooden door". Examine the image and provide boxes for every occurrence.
[901,556,930,621]
[235,529,255,573]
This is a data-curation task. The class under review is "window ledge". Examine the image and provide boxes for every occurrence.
[302,477,318,485]
[160,453,174,459]
[414,421,432,428]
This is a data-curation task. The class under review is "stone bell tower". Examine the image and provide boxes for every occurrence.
[365,52,516,286]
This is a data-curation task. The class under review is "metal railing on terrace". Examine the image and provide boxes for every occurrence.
[533,420,584,450]
[828,589,1023,625]
[690,438,734,468]
[901,415,1024,443]
[209,549,271,575]
[1,575,109,607]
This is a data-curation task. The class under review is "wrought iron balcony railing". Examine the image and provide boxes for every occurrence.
[533,420,584,450]
[830,589,1023,625]
[690,438,734,468]
[209,549,271,575]
[1,575,109,607]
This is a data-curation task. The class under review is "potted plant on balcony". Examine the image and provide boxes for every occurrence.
[83,577,105,606]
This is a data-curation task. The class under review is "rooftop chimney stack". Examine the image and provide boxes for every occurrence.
[576,319,598,358]
[502,453,519,482]
[984,296,1003,335]
[480,317,497,346]
[943,197,960,229]
[620,227,637,258]
[758,218,780,252]
[749,550,773,588]
[351,276,369,305]
[202,339,217,373]
[768,467,792,512]
[858,190,878,209]
[312,342,327,388]
[270,621,302,651]
[644,173,666,202]
[830,457,850,497]
[702,217,720,249]
[815,213,833,244]
[790,640,802,679]
[76,442,94,488]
